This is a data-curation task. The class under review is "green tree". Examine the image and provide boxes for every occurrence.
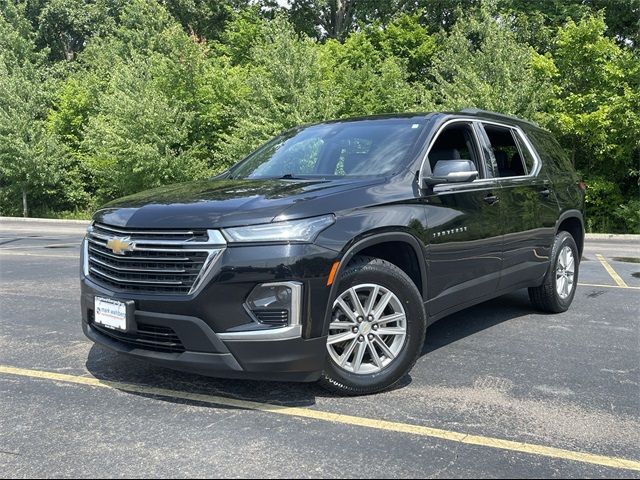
[414,0,482,33]
[428,5,555,121]
[35,0,123,61]
[161,0,256,41]
[1,0,638,231]
[214,16,336,164]
[215,15,427,164]
[321,31,430,116]
[550,14,640,232]
[287,0,413,40]
[0,1,40,65]
[0,58,55,216]
[81,56,208,201]
[364,11,437,81]
[0,12,66,217]
[47,0,218,204]
[213,6,266,65]
[498,0,640,50]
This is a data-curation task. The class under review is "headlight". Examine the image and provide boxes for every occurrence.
[222,215,335,243]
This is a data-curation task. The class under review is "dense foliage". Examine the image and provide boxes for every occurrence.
[0,0,638,232]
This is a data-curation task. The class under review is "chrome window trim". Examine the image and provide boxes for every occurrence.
[219,281,303,341]
[471,118,542,179]
[418,116,542,188]
[418,118,490,188]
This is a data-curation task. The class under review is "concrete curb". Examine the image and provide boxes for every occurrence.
[0,216,90,226]
[585,233,640,242]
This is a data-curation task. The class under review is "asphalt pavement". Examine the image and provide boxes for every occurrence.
[0,219,639,478]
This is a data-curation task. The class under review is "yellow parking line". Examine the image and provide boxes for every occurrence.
[1,365,639,472]
[596,254,629,288]
[578,283,640,290]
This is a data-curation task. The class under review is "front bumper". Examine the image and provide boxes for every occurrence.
[81,314,326,382]
[80,242,337,382]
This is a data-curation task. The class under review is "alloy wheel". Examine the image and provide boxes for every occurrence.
[556,245,575,299]
[327,283,407,375]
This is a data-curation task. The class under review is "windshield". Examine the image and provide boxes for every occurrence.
[229,118,427,180]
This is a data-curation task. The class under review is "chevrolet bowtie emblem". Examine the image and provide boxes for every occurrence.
[106,236,135,255]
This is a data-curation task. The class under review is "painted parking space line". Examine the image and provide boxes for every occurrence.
[0,238,23,246]
[578,283,640,290]
[1,365,639,473]
[596,254,629,288]
[0,243,80,250]
[0,251,78,259]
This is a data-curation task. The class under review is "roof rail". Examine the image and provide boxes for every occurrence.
[459,108,540,128]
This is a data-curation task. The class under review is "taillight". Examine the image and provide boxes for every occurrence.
[578,181,587,191]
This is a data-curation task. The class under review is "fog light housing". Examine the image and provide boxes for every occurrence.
[245,282,302,328]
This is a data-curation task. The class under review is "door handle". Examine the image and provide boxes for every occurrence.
[540,188,551,197]
[484,194,499,205]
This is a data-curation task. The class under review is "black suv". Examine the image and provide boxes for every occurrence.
[80,110,585,395]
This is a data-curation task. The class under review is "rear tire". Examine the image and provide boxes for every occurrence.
[528,231,579,313]
[319,256,426,396]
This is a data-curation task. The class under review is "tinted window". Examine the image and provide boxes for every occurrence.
[428,123,483,177]
[230,119,427,179]
[513,133,535,174]
[482,124,526,177]
[525,128,575,178]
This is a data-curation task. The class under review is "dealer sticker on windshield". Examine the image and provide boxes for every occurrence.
[94,296,127,331]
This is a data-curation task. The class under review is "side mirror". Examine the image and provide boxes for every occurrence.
[422,159,478,188]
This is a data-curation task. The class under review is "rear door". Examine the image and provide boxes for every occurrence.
[477,122,558,289]
[422,120,503,317]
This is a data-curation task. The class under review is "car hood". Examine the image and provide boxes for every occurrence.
[94,178,384,229]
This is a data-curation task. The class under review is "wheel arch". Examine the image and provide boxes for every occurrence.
[321,232,428,334]
[555,210,585,258]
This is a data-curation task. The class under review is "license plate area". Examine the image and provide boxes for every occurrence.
[94,297,130,331]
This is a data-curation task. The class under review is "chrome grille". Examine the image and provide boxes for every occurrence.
[85,222,226,295]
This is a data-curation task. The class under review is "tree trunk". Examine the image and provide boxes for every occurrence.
[326,0,352,40]
[61,32,74,61]
[334,0,346,39]
[22,188,28,218]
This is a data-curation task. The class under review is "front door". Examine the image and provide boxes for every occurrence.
[422,121,503,317]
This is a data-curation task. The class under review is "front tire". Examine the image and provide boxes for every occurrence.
[528,231,579,313]
[319,256,427,396]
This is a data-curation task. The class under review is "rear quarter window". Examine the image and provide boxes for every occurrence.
[513,133,536,174]
[524,128,576,178]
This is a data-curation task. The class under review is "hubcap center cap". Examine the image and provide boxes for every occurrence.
[360,322,372,335]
